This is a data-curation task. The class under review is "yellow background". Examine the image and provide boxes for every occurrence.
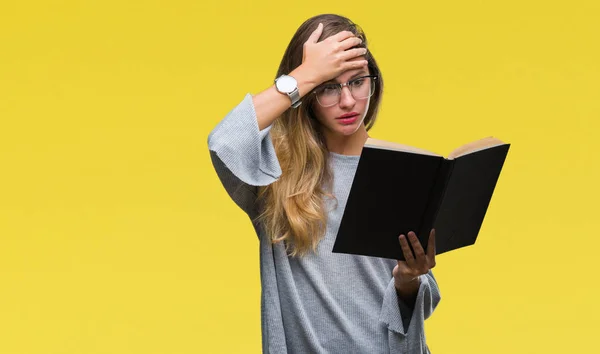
[1,0,598,353]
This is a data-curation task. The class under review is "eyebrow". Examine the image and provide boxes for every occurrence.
[324,71,369,85]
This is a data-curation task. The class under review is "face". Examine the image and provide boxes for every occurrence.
[311,57,372,138]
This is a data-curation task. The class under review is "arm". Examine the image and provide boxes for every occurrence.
[253,65,319,130]
[379,270,441,335]
[207,93,281,221]
[396,276,420,333]
[379,230,440,334]
[208,26,368,221]
[396,276,420,308]
[207,67,318,220]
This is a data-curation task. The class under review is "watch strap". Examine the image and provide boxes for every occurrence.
[289,88,301,108]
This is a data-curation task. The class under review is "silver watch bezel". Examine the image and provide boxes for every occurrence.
[275,74,302,108]
[275,75,297,93]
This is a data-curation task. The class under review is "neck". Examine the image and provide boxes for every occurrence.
[323,125,370,156]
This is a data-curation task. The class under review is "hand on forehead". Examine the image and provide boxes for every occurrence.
[332,62,369,83]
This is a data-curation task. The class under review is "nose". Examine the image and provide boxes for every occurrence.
[338,86,356,108]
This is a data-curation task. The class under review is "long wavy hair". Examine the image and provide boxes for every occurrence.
[255,14,384,257]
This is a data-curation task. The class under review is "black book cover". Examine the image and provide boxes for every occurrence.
[332,142,510,260]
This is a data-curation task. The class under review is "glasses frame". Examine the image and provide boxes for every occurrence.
[313,75,378,107]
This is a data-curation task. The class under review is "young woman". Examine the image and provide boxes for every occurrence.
[208,14,440,353]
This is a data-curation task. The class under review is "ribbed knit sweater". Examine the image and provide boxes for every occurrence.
[207,93,441,353]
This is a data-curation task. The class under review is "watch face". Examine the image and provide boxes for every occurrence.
[276,75,297,93]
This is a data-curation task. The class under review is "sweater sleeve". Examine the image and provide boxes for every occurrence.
[207,93,282,220]
[379,270,441,336]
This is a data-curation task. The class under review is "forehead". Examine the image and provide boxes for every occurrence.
[325,68,370,84]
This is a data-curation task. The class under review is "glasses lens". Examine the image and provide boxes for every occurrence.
[315,85,339,107]
[315,77,375,107]
[350,77,375,99]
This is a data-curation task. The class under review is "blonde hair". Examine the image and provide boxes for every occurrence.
[255,14,384,257]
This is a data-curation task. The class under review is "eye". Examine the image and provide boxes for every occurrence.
[350,78,365,87]
[319,85,339,95]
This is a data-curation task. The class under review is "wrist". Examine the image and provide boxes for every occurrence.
[395,276,420,293]
[289,65,320,97]
[396,276,420,309]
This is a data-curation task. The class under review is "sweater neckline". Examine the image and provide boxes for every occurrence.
[328,151,361,160]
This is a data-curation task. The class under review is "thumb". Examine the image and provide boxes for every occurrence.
[396,259,407,271]
[307,22,323,43]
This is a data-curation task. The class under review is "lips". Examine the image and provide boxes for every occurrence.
[336,112,359,119]
[336,116,358,125]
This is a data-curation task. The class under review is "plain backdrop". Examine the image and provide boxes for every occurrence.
[1,0,598,353]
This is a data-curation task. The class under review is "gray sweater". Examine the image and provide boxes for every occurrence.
[208,93,441,353]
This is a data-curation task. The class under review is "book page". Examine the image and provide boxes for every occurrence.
[447,136,505,159]
[364,138,441,156]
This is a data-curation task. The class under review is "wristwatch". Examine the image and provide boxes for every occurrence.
[274,74,302,108]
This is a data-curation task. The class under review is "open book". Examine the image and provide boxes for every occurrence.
[332,136,510,261]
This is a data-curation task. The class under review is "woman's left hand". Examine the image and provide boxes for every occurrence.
[393,229,436,289]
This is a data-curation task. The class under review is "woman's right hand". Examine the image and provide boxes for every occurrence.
[300,23,368,85]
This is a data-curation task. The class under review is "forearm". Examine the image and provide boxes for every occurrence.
[395,277,421,308]
[380,272,440,335]
[253,65,320,131]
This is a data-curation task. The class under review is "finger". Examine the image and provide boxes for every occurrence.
[328,30,356,43]
[344,58,369,71]
[408,231,426,261]
[394,262,408,276]
[340,47,368,62]
[307,23,323,43]
[338,36,363,51]
[427,228,436,261]
[398,234,416,266]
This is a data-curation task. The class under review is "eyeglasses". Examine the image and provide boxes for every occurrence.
[313,75,378,107]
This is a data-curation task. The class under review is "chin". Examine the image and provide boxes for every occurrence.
[332,121,364,136]
[339,126,361,135]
